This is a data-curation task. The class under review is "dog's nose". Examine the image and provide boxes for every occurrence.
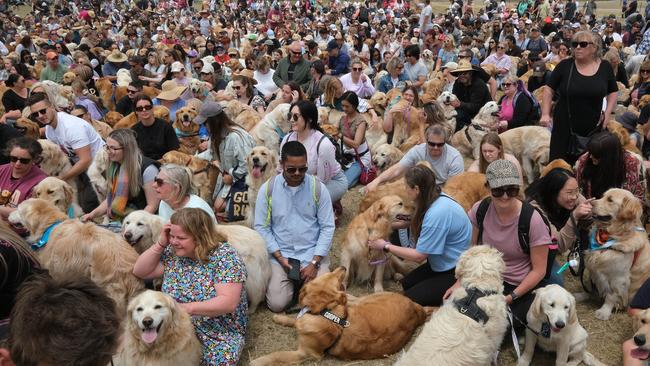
[554,321,565,329]
[142,318,153,328]
[636,334,647,346]
[253,157,259,163]
[124,232,132,240]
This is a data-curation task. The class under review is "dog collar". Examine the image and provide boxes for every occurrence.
[453,287,498,324]
[589,227,645,251]
[539,322,552,338]
[274,125,287,140]
[320,309,350,327]
[32,221,61,251]
[174,127,200,138]
[67,206,75,219]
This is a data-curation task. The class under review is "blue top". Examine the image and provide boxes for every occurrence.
[254,174,335,266]
[153,98,186,122]
[377,72,408,93]
[328,52,351,76]
[415,194,472,272]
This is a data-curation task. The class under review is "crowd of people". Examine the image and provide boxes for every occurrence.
[2,0,650,364]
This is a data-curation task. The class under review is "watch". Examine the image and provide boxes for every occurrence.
[510,290,519,301]
[383,243,390,253]
[310,259,320,268]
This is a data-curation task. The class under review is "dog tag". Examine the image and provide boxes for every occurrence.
[540,322,551,338]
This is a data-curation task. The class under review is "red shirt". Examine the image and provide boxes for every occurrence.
[0,164,47,209]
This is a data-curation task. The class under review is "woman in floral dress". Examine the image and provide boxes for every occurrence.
[133,208,247,365]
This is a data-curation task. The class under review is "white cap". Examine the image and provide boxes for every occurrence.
[170,61,184,73]
[201,64,214,74]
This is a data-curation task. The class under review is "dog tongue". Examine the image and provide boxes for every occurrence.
[252,166,262,179]
[142,329,158,344]
[632,348,650,360]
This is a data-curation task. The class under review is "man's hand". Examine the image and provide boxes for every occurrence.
[277,256,292,272]
[300,263,318,282]
[222,173,233,185]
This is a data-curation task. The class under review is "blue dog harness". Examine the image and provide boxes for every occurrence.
[32,221,61,251]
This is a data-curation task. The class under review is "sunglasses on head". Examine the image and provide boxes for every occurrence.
[491,186,519,198]
[285,166,308,174]
[10,156,32,164]
[135,105,153,112]
[427,141,445,148]
[572,41,592,48]
[30,108,48,119]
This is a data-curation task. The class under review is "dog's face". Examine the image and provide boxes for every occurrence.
[479,101,501,117]
[14,117,40,139]
[437,91,458,107]
[246,146,277,180]
[299,267,347,313]
[592,188,642,224]
[455,245,505,291]
[174,106,199,131]
[104,111,124,127]
[533,148,549,179]
[189,79,208,97]
[270,103,292,132]
[639,94,650,110]
[530,284,577,333]
[32,177,74,213]
[421,49,434,61]
[372,143,403,171]
[321,124,339,138]
[62,71,77,85]
[122,211,163,249]
[370,195,413,223]
[154,105,170,122]
[369,92,388,111]
[8,198,66,239]
[127,290,176,345]
[37,139,71,177]
[633,309,650,360]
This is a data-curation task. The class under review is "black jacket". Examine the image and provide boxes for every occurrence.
[452,76,492,119]
[498,91,537,129]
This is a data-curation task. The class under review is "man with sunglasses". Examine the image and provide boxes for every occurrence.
[39,51,68,83]
[365,125,463,193]
[115,81,144,116]
[254,141,335,313]
[273,41,312,92]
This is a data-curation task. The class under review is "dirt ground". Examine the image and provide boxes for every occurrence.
[240,188,634,366]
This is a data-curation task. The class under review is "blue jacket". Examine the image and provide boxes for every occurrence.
[377,73,408,93]
[328,52,350,76]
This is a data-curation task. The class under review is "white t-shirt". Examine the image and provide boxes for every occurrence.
[419,5,433,32]
[254,69,279,98]
[157,194,217,223]
[45,112,105,159]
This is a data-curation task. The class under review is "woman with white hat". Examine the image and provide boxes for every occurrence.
[231,69,266,114]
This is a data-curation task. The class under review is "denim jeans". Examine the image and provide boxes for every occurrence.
[343,160,362,188]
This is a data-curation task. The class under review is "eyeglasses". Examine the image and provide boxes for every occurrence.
[47,57,57,61]
[572,41,593,48]
[352,67,362,71]
[285,166,308,174]
[30,108,48,119]
[562,189,580,199]
[104,145,123,152]
[491,186,520,198]
[127,89,138,94]
[229,53,238,57]
[291,113,301,121]
[135,105,153,112]
[427,141,445,148]
[502,82,513,87]
[154,177,167,186]
[10,156,32,164]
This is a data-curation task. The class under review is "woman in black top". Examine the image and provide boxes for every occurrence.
[541,31,618,165]
[0,74,28,125]
[130,95,180,160]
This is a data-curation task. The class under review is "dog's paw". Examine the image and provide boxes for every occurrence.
[393,273,404,281]
[594,308,612,321]
[373,285,385,293]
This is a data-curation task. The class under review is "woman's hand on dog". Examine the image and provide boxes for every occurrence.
[572,199,594,221]
[443,280,461,300]
[367,239,388,251]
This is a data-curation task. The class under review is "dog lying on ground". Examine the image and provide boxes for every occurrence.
[114,290,202,366]
[249,103,292,154]
[518,284,605,366]
[121,210,164,254]
[451,101,500,160]
[173,106,201,155]
[340,195,413,292]
[583,188,650,320]
[499,126,551,184]
[396,246,508,366]
[8,199,144,315]
[244,146,278,228]
[372,143,404,174]
[442,172,490,212]
[250,267,429,365]
[436,91,459,138]
[32,177,82,217]
[159,151,218,203]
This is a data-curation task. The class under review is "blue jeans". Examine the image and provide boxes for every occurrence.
[546,260,564,287]
[343,161,362,188]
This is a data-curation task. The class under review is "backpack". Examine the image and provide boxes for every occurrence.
[475,198,558,279]
[264,174,321,225]
[514,91,542,122]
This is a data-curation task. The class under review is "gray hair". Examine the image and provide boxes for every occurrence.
[425,124,447,141]
[386,57,404,74]
[160,164,195,202]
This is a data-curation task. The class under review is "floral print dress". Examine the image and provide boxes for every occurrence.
[161,243,248,365]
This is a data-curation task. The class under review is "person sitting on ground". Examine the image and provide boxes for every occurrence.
[131,94,180,160]
[325,39,351,76]
[496,75,539,131]
[467,132,523,179]
[449,60,493,130]
[273,41,312,92]
[338,92,372,188]
[254,141,335,312]
[116,80,144,116]
[154,164,216,222]
[340,59,376,98]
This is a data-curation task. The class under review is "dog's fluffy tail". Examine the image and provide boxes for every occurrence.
[583,351,606,366]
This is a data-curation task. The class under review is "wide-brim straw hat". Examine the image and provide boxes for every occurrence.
[106,50,128,63]
[450,60,475,75]
[157,80,187,100]
[233,69,257,85]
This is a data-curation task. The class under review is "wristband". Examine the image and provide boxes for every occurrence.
[509,290,519,301]
[383,243,390,253]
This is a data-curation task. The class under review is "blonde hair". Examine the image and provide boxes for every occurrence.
[170,208,225,263]
[572,30,602,60]
[107,129,143,197]
[323,77,341,106]
[479,133,505,173]
[386,57,404,74]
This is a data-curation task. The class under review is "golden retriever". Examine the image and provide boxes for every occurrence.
[631,309,650,362]
[359,177,409,213]
[244,146,278,228]
[7,199,144,315]
[37,139,79,193]
[396,246,508,366]
[340,195,413,292]
[518,284,605,366]
[113,105,171,130]
[104,111,124,127]
[114,290,202,366]
[249,267,429,365]
[173,106,201,155]
[87,146,109,202]
[14,117,40,139]
[372,143,404,173]
[250,103,292,154]
[451,101,500,160]
[541,159,573,177]
[420,71,446,104]
[442,172,490,212]
[584,188,650,320]
[608,120,642,155]
[159,151,218,203]
[499,126,551,184]
[390,100,425,152]
[121,210,164,254]
[436,91,459,138]
[32,177,82,217]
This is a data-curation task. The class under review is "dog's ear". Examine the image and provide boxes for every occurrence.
[568,294,578,325]
[63,182,73,206]
[371,201,387,221]
[529,290,544,320]
[618,195,642,222]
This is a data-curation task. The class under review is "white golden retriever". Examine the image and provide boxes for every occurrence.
[518,284,605,366]
[114,290,202,366]
[499,126,551,184]
[395,245,508,366]
[436,91,459,136]
[121,210,164,254]
[250,103,292,154]
[451,101,500,159]
[245,146,278,228]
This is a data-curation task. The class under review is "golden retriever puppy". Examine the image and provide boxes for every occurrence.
[104,111,124,127]
[159,151,217,202]
[499,126,551,183]
[114,290,202,366]
[87,146,109,202]
[631,309,650,361]
[113,105,170,129]
[32,177,82,217]
[121,210,164,254]
[442,172,490,212]
[451,101,500,160]
[250,267,428,365]
[8,199,144,315]
[390,100,425,152]
[340,195,413,292]
[250,103,292,154]
[372,143,404,173]
[518,284,605,366]
[396,246,508,366]
[14,117,40,139]
[541,159,573,177]
[585,188,650,320]
[436,91,459,138]
[244,146,278,228]
[173,106,201,155]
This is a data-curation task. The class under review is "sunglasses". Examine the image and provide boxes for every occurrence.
[641,69,650,74]
[572,41,593,48]
[47,57,57,61]
[135,105,153,112]
[285,166,308,174]
[233,85,241,90]
[491,186,520,198]
[352,67,362,71]
[502,82,513,87]
[10,156,32,164]
[291,51,301,55]
[193,67,202,71]
[229,53,237,57]
[427,141,445,148]
[127,89,138,94]
[30,108,48,119]
[291,113,301,121]
[201,72,212,75]
[497,46,505,49]
[154,177,167,186]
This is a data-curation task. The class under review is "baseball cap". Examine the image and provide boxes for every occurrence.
[201,64,214,74]
[327,39,340,51]
[486,160,521,188]
[170,61,184,73]
[194,101,224,124]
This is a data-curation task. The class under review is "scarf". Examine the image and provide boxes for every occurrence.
[106,162,130,221]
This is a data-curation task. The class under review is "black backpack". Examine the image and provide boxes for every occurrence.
[475,198,557,279]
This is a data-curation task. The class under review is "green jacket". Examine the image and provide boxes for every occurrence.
[39,64,68,84]
[272,56,312,92]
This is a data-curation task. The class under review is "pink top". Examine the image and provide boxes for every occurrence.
[469,201,552,285]
[499,96,514,122]
[0,164,47,209]
[279,130,342,183]
[340,73,376,98]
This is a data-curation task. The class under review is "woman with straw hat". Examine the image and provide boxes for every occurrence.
[231,69,266,114]
[153,80,188,122]
[102,49,129,80]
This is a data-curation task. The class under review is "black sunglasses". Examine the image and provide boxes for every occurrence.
[30,108,48,119]
[641,69,650,73]
[233,85,241,90]
[491,186,520,198]
[352,67,363,71]
[10,156,32,164]
[127,89,138,94]
[572,41,593,48]
[285,166,308,174]
[135,105,153,111]
[502,82,513,87]
[291,113,301,121]
[427,141,445,148]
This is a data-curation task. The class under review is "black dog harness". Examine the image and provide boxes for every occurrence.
[463,124,486,144]
[453,287,498,324]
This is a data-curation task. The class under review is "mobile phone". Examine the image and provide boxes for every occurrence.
[288,258,301,281]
